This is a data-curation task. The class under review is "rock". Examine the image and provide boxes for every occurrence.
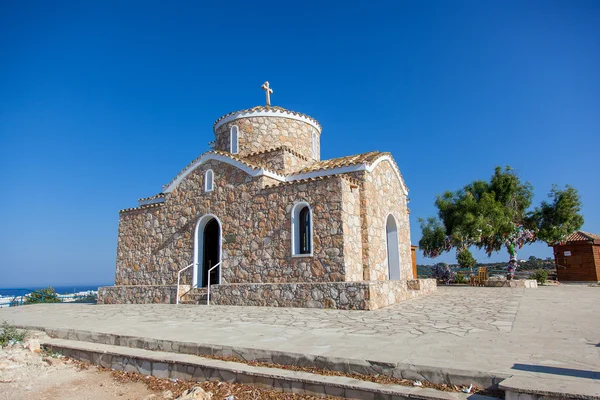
[162,390,174,399]
[43,356,62,366]
[175,386,213,400]
[24,340,41,353]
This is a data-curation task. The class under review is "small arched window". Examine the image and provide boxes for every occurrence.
[230,125,239,154]
[312,131,318,159]
[292,202,313,256]
[204,169,214,192]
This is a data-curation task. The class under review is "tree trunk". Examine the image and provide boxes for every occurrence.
[506,244,518,280]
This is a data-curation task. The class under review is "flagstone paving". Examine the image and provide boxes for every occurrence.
[1,286,598,381]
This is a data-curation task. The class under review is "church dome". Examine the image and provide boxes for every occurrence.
[212,105,322,161]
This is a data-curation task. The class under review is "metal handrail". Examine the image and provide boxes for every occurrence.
[176,262,195,305]
[206,261,222,306]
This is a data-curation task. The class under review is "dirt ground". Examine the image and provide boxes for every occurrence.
[0,331,332,400]
[0,331,153,400]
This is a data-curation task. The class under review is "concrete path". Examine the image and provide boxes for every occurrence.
[1,286,599,382]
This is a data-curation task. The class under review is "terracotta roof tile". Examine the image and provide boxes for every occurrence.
[566,231,600,242]
[291,151,384,175]
[120,203,164,214]
[213,105,321,130]
[138,193,165,203]
[245,146,310,161]
[264,174,359,189]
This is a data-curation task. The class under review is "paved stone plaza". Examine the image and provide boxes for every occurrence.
[1,286,599,381]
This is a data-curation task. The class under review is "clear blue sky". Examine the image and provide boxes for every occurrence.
[1,1,599,287]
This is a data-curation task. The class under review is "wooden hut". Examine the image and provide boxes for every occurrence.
[552,231,600,282]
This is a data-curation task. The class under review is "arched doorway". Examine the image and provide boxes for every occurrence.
[193,215,221,288]
[386,214,401,280]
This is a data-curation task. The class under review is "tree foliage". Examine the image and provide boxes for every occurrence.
[430,262,455,283]
[25,287,61,304]
[529,185,584,245]
[419,166,584,264]
[457,249,477,270]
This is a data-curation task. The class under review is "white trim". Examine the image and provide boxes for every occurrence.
[138,197,165,206]
[204,169,214,192]
[291,201,313,257]
[286,156,408,196]
[162,153,286,193]
[193,214,222,288]
[162,153,407,196]
[214,109,322,133]
[230,125,239,154]
[385,213,401,280]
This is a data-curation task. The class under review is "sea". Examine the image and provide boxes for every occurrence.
[0,285,109,297]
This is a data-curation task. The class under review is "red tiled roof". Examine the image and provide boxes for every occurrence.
[566,231,600,242]
[291,151,384,174]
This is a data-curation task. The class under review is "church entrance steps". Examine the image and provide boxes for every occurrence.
[179,287,208,305]
[36,327,508,390]
[41,337,499,400]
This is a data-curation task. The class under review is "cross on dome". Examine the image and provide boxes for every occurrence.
[261,81,273,106]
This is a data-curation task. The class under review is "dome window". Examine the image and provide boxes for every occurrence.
[230,125,239,154]
[312,131,318,160]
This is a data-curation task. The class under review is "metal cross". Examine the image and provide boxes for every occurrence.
[261,81,273,106]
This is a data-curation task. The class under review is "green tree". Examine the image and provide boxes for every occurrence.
[529,185,584,245]
[419,166,583,272]
[457,249,477,271]
[25,287,61,304]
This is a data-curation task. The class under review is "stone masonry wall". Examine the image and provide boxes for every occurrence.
[114,161,362,287]
[350,161,411,281]
[98,285,177,304]
[341,179,363,282]
[245,147,313,175]
[214,116,320,161]
[209,279,437,310]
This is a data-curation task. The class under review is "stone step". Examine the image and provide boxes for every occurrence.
[499,375,600,400]
[41,338,497,400]
[179,287,208,304]
[37,327,508,390]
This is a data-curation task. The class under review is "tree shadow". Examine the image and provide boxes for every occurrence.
[512,363,600,380]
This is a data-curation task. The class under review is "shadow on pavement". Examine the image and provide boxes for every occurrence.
[512,363,600,380]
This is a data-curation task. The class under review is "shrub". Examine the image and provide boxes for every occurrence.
[0,321,27,346]
[454,273,468,284]
[531,269,548,285]
[457,249,477,271]
[431,262,456,283]
[25,287,61,304]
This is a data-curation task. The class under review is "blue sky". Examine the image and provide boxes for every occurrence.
[1,1,598,287]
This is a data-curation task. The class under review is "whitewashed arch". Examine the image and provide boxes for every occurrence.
[193,214,222,287]
[230,125,239,154]
[204,169,214,192]
[291,201,313,256]
[385,213,401,280]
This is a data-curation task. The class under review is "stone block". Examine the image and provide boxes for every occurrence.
[152,362,170,379]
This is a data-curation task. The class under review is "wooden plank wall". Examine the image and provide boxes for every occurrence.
[553,243,600,282]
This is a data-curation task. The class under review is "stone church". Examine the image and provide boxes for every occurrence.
[98,83,436,310]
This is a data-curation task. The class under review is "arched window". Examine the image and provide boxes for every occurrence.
[204,169,214,192]
[230,125,239,154]
[312,131,318,159]
[386,214,401,280]
[291,202,313,256]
